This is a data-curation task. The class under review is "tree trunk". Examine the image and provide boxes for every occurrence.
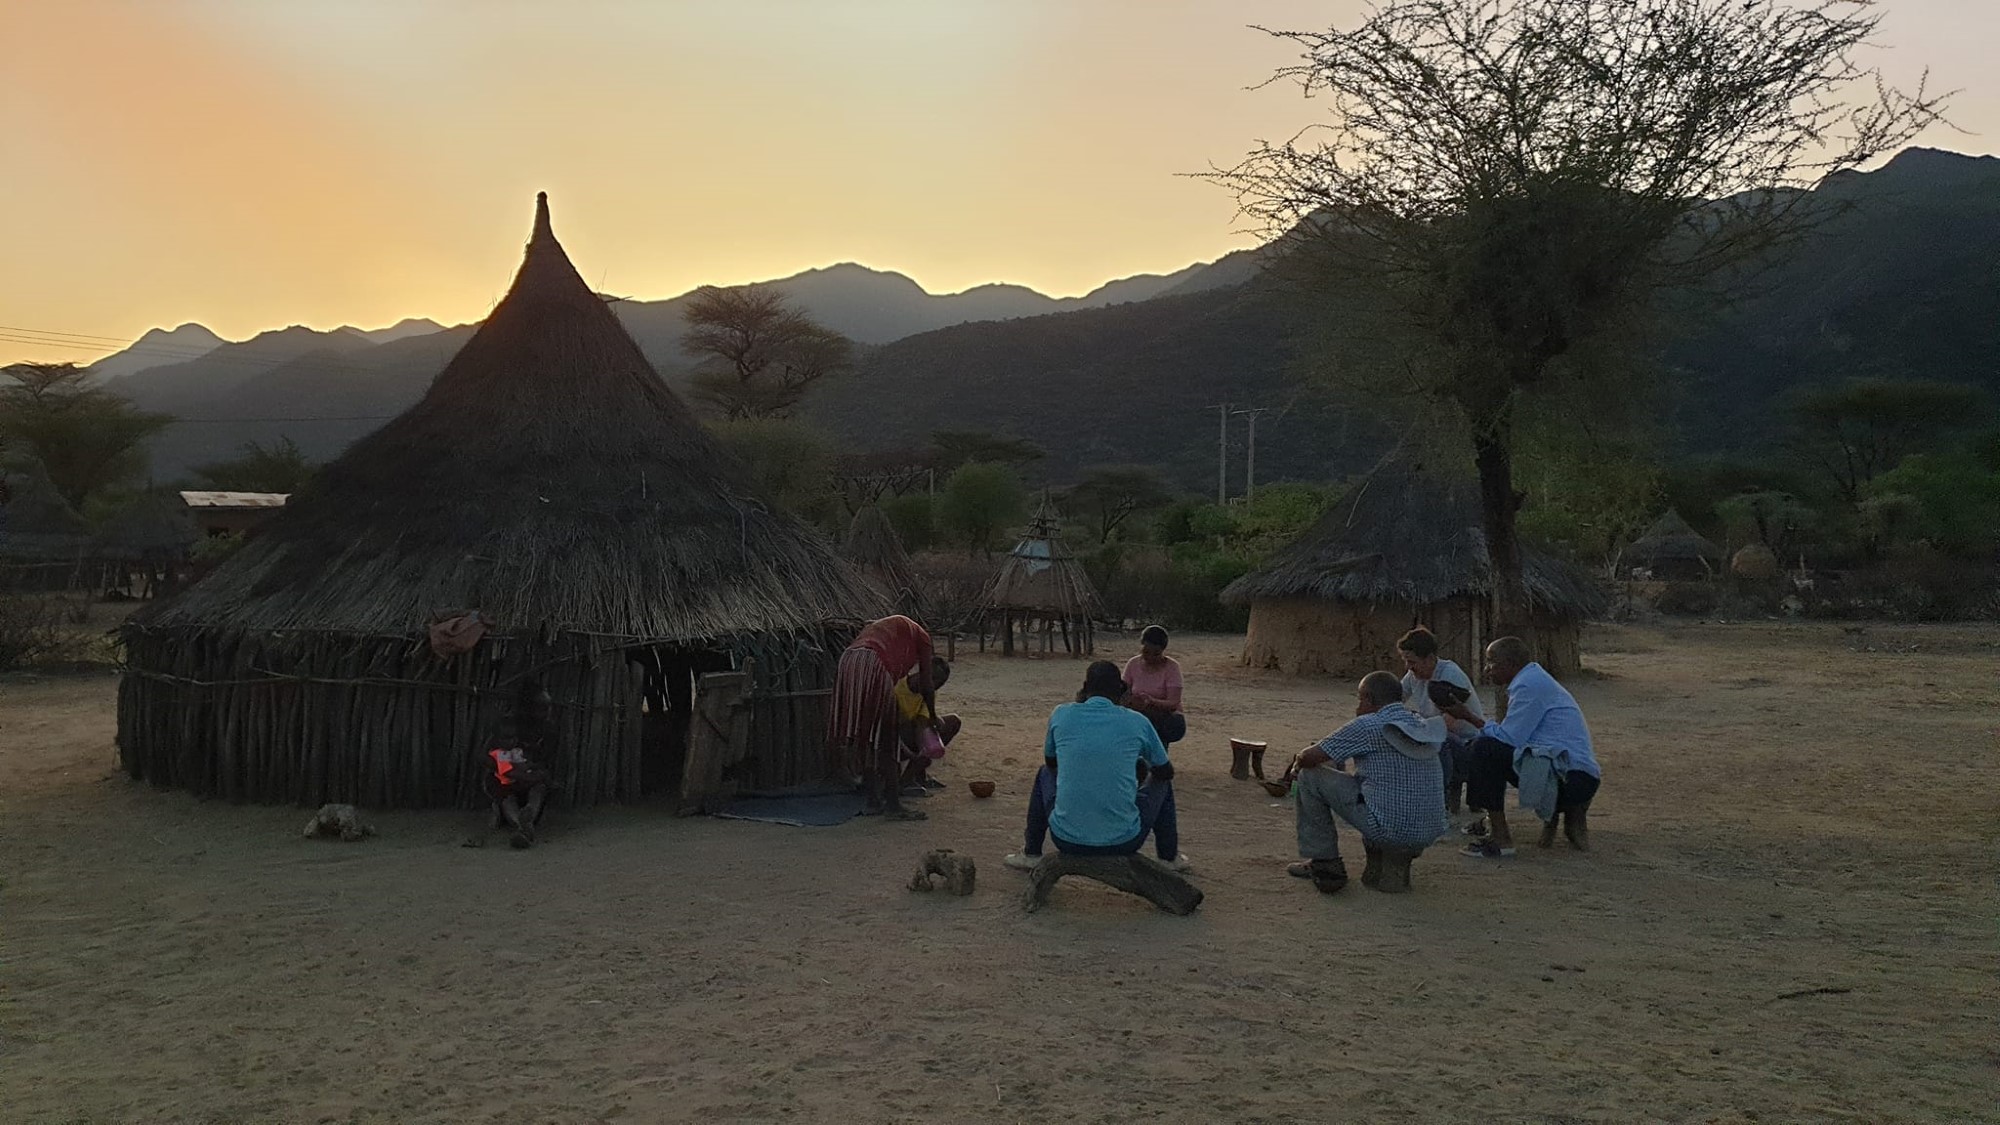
[1471,417,1531,641]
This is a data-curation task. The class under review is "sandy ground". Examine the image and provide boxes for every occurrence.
[2,622,1996,1124]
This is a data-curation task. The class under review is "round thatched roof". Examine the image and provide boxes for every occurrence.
[1626,509,1723,566]
[1219,468,1604,616]
[137,195,887,640]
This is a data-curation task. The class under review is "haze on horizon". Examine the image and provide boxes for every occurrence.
[3,0,1993,367]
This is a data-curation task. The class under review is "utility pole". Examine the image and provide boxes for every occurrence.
[1209,403,1231,505]
[1233,407,1268,499]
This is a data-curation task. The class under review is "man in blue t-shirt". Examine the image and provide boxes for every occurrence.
[1004,660,1190,872]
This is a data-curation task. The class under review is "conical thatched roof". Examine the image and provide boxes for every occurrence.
[843,505,920,614]
[95,490,199,560]
[1625,509,1723,566]
[137,195,887,639]
[976,499,1104,620]
[1220,468,1603,615]
[0,463,91,559]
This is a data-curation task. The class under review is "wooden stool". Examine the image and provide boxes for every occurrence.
[1020,853,1204,915]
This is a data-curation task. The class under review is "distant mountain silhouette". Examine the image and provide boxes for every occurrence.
[89,147,2000,486]
[84,323,225,383]
[354,317,445,345]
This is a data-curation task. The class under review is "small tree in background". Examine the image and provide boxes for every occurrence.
[1788,378,1986,509]
[879,493,938,554]
[681,284,853,419]
[938,462,1028,556]
[0,362,171,513]
[190,437,317,494]
[1209,0,1945,638]
[1062,465,1174,543]
[930,431,1045,474]
[710,417,840,528]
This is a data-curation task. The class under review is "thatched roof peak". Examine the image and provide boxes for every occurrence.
[137,195,887,639]
[1220,467,1602,616]
[1626,509,1723,564]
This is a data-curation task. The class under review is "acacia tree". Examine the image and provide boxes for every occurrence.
[1063,465,1174,543]
[0,362,171,512]
[681,284,853,419]
[1209,0,1944,637]
[1788,378,1984,508]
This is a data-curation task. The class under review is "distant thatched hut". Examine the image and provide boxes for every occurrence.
[95,490,200,598]
[0,465,95,591]
[119,195,888,809]
[1623,509,1723,580]
[1220,469,1603,678]
[970,500,1104,657]
[843,505,921,618]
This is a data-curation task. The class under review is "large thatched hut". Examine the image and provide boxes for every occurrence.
[1221,469,1603,678]
[968,499,1104,657]
[1623,509,1723,580]
[119,195,888,808]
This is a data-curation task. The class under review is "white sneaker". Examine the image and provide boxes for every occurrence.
[1165,852,1193,872]
[1003,852,1042,871]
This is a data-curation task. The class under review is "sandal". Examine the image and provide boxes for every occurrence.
[1459,841,1516,859]
[1286,860,1315,878]
[1461,818,1490,838]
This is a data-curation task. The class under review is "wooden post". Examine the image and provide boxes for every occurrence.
[678,669,752,815]
[1001,610,1014,656]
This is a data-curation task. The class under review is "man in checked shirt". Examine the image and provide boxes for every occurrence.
[1284,671,1448,895]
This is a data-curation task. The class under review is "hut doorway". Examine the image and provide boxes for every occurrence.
[633,646,734,798]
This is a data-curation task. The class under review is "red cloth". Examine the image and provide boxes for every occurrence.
[849,615,933,680]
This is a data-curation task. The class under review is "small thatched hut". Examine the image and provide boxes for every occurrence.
[0,465,96,591]
[1220,469,1603,678]
[1623,509,1723,580]
[95,490,201,598]
[970,499,1104,657]
[119,195,888,808]
[842,505,921,618]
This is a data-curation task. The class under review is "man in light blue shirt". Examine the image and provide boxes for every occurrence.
[1004,660,1188,872]
[1443,635,1602,856]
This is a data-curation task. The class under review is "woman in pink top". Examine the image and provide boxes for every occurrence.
[1122,625,1186,744]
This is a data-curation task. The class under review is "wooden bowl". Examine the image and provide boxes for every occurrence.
[968,780,997,799]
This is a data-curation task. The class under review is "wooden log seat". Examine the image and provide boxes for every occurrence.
[1020,852,1203,916]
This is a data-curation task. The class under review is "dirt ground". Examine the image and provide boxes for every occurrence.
[2,622,1996,1124]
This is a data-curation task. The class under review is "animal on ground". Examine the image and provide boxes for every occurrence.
[302,804,375,842]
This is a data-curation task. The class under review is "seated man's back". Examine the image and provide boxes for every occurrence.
[1047,694,1169,848]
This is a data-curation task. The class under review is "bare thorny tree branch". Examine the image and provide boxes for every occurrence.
[1198,0,1947,630]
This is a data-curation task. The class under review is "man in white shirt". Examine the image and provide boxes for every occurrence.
[1442,636,1602,857]
[1396,626,1484,816]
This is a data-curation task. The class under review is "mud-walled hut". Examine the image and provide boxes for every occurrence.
[1221,468,1602,678]
[118,195,889,809]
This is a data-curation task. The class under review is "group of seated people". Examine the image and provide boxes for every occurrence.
[983,622,1600,895]
[483,611,1599,892]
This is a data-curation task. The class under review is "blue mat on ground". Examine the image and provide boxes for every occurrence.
[713,790,871,827]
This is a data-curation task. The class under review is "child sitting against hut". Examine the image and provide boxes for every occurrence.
[896,657,961,797]
[483,677,557,849]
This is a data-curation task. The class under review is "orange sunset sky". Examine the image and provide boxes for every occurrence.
[2,0,1993,367]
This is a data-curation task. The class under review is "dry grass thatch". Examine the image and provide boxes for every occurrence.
[0,464,91,561]
[1220,467,1604,617]
[975,501,1105,622]
[1626,509,1724,566]
[842,506,920,617]
[133,195,888,641]
[94,491,200,561]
